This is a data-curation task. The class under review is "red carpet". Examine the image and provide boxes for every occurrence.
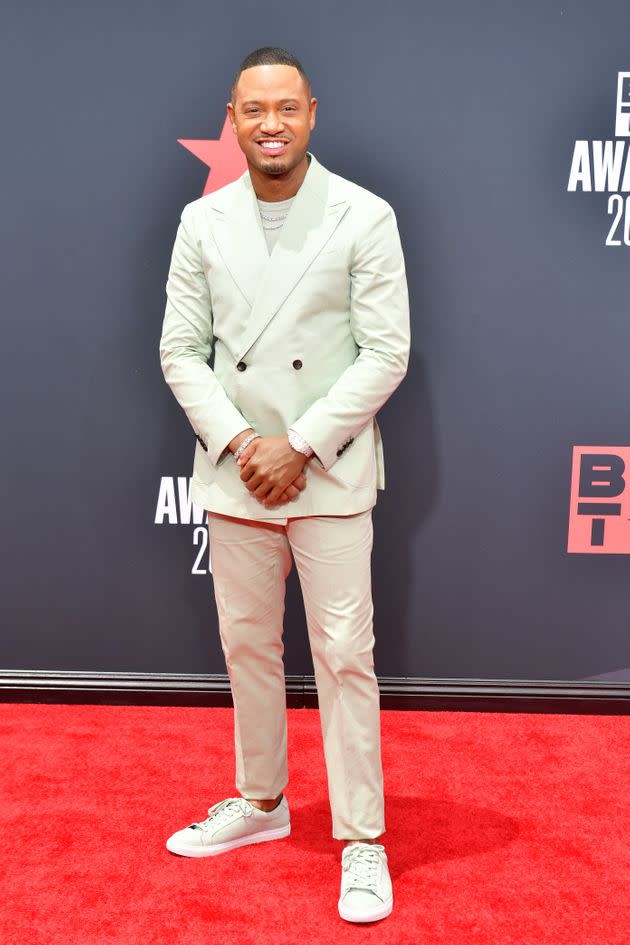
[1,703,628,944]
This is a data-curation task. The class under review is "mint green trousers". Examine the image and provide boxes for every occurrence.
[206,507,385,840]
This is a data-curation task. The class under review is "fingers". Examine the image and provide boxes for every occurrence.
[259,475,308,509]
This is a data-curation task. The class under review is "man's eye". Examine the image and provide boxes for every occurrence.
[243,106,295,115]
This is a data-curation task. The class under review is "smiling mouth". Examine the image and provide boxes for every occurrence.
[256,139,289,155]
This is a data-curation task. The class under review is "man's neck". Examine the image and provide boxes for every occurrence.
[249,153,311,202]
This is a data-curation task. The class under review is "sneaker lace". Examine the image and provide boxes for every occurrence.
[343,844,384,895]
[193,797,253,833]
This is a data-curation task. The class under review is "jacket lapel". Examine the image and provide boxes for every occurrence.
[208,151,350,362]
[206,176,269,311]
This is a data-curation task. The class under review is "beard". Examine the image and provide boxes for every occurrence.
[254,154,291,175]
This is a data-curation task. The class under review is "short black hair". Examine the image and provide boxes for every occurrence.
[230,46,312,103]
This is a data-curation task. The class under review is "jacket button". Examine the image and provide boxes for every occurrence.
[236,361,247,371]
[292,359,303,370]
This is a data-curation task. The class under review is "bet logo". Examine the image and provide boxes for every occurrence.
[568,447,630,553]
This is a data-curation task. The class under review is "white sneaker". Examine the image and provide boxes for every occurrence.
[338,842,393,923]
[165,795,290,857]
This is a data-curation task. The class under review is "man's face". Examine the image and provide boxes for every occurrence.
[227,64,317,176]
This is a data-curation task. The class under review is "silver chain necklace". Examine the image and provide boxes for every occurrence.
[259,211,289,223]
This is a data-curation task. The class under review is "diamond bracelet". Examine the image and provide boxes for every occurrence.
[233,432,260,462]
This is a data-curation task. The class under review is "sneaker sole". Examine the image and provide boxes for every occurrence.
[338,894,393,923]
[165,821,291,857]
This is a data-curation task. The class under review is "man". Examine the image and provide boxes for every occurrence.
[159,46,410,924]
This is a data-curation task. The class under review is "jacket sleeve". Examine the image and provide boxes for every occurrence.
[159,203,252,467]
[289,201,410,471]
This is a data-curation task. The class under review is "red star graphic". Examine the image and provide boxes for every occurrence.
[178,116,248,195]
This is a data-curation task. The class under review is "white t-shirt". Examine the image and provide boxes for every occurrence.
[257,196,295,253]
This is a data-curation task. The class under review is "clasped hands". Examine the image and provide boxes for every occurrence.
[228,428,309,510]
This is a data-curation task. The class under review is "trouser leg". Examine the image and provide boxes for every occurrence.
[207,512,293,800]
[286,509,385,840]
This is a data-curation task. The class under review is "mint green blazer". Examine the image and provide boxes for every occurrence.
[159,150,410,521]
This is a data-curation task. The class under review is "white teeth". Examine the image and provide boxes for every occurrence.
[259,141,286,149]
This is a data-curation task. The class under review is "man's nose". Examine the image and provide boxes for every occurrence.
[260,112,284,133]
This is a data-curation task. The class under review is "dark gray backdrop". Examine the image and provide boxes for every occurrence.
[2,0,629,686]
